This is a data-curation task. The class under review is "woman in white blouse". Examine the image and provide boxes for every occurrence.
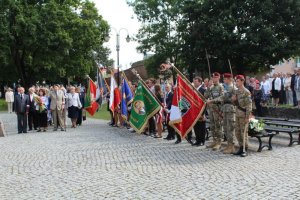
[66,86,82,128]
[5,88,14,113]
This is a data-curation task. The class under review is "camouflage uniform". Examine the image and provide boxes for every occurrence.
[205,83,224,149]
[234,87,252,148]
[213,83,236,145]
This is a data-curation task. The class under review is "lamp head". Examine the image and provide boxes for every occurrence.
[126,35,130,43]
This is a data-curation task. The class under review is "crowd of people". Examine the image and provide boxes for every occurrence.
[3,68,300,157]
[107,68,300,157]
[4,85,85,133]
[248,69,300,110]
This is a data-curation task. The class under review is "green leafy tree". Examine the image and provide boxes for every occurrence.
[130,0,300,77]
[128,0,185,76]
[0,0,110,87]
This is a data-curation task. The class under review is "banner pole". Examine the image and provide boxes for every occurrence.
[169,64,206,102]
[205,48,212,78]
[98,67,111,93]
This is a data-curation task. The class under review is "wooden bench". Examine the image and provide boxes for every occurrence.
[256,117,287,122]
[264,126,300,147]
[263,123,300,146]
[248,130,277,152]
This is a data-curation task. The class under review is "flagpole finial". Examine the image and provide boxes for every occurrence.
[131,69,140,79]
[85,75,90,79]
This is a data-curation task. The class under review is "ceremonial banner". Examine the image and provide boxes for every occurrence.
[96,67,109,107]
[84,79,99,116]
[169,75,206,138]
[109,75,121,113]
[121,78,133,119]
[129,81,161,133]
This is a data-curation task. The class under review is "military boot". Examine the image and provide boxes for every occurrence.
[212,139,222,151]
[241,147,248,157]
[206,139,217,148]
[223,143,235,154]
[233,147,243,156]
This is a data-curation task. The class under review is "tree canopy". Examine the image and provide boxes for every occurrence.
[129,0,300,78]
[0,0,110,87]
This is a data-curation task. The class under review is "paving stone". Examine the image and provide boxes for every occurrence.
[0,112,299,199]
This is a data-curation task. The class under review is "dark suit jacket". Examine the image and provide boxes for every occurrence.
[291,74,296,91]
[79,92,85,108]
[166,91,173,110]
[28,93,36,112]
[14,94,30,114]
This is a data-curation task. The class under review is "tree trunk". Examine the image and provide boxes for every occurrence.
[11,47,29,89]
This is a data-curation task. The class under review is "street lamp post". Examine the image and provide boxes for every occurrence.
[111,28,130,86]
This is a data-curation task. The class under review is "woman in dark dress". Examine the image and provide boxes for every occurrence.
[66,86,82,128]
[253,81,263,116]
[36,89,49,132]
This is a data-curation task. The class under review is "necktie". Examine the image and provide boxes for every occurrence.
[20,94,23,100]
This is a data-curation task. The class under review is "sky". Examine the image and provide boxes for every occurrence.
[93,0,144,70]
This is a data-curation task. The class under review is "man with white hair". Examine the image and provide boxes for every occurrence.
[13,87,30,133]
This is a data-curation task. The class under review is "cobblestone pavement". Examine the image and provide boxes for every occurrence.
[0,112,299,200]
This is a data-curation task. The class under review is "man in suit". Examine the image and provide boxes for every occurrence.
[28,87,38,131]
[186,77,207,146]
[14,87,30,134]
[49,84,66,131]
[163,84,176,141]
[291,69,298,106]
[295,69,300,108]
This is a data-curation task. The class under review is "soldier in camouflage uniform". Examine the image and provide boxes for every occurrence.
[207,73,236,154]
[204,72,224,151]
[232,75,252,157]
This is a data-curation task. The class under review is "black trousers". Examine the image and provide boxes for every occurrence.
[148,117,156,133]
[293,90,298,106]
[176,132,181,141]
[38,112,48,128]
[255,99,263,116]
[17,113,27,133]
[166,124,176,139]
[187,121,206,143]
[28,110,38,130]
[77,109,83,125]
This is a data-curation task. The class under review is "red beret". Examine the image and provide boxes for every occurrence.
[223,73,232,78]
[235,75,245,80]
[255,80,260,84]
[212,72,220,77]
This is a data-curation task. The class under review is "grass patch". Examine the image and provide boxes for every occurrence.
[0,99,7,112]
[86,103,111,121]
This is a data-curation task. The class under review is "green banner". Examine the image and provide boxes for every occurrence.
[129,81,161,133]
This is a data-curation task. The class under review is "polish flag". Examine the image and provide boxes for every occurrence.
[109,75,121,113]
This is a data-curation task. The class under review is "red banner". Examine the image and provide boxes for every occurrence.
[169,75,206,138]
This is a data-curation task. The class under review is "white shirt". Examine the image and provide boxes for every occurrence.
[261,81,271,94]
[284,77,291,90]
[274,77,281,91]
[66,93,82,108]
[29,93,34,102]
